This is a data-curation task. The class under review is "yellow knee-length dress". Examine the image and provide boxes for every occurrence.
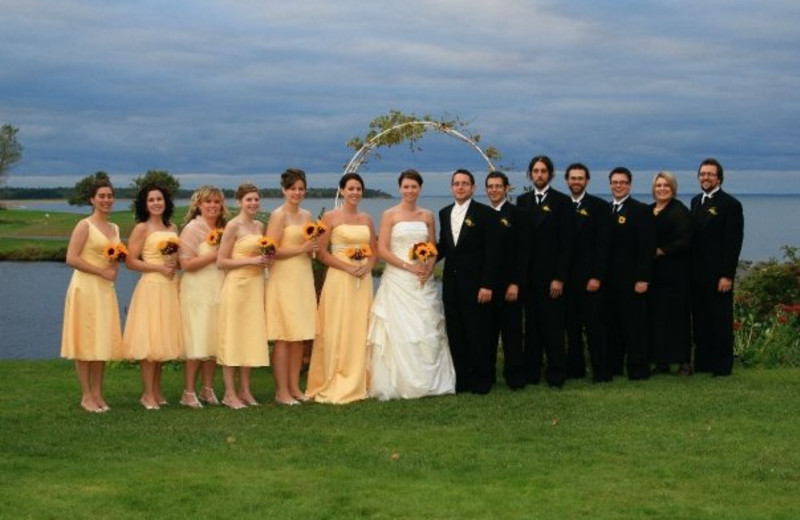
[217,234,269,366]
[122,230,184,361]
[306,224,373,404]
[60,219,124,360]
[265,224,316,341]
[180,219,225,360]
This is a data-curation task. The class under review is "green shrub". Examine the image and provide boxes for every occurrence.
[734,246,800,367]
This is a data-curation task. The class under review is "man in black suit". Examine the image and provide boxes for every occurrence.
[690,158,744,376]
[438,169,500,394]
[563,163,612,382]
[516,155,574,388]
[484,171,529,389]
[605,167,655,380]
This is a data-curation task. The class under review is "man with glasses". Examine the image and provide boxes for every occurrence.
[605,167,655,380]
[690,158,744,376]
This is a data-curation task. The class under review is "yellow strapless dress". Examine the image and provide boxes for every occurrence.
[122,230,184,361]
[60,219,124,360]
[306,224,373,404]
[265,224,316,341]
[217,234,269,366]
[180,241,225,360]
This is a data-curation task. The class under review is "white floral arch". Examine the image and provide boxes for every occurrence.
[335,120,497,207]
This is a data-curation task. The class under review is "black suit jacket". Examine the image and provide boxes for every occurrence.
[606,197,655,291]
[516,187,575,287]
[690,189,744,285]
[568,193,610,287]
[494,201,530,290]
[438,200,500,302]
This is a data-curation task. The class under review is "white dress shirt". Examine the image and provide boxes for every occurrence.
[451,199,471,244]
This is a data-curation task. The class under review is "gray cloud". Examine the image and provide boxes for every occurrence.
[2,0,798,183]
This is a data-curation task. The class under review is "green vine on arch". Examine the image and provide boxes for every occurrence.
[344,110,502,173]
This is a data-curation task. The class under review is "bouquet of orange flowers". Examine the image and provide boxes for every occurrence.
[104,242,128,263]
[303,220,327,258]
[257,236,277,279]
[346,244,372,289]
[158,237,180,256]
[257,236,277,256]
[409,242,438,288]
[206,228,224,246]
[409,242,438,264]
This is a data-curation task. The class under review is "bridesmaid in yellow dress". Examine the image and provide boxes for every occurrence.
[216,183,272,409]
[123,184,184,410]
[265,168,318,405]
[306,173,377,404]
[178,186,229,408]
[61,178,124,413]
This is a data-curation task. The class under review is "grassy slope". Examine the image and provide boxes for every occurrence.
[1,362,797,519]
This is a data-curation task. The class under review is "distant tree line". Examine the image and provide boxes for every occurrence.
[0,183,391,204]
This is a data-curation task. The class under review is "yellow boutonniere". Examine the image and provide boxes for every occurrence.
[579,208,589,216]
[464,217,475,227]
[708,207,718,216]
[618,215,627,225]
[653,208,660,216]
[542,205,551,212]
[500,217,510,228]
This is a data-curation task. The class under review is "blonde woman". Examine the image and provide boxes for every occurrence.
[265,169,318,405]
[216,183,271,409]
[178,186,229,407]
[61,179,124,413]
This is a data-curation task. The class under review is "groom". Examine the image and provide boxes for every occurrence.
[438,169,501,394]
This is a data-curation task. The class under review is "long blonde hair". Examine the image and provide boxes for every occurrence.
[182,185,229,227]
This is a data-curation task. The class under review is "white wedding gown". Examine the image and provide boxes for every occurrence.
[368,221,456,400]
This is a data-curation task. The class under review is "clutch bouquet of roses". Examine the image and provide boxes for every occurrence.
[345,244,372,289]
[104,242,128,263]
[303,220,327,259]
[257,236,277,279]
[409,242,438,288]
[206,228,224,247]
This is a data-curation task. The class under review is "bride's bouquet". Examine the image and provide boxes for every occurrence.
[408,242,438,288]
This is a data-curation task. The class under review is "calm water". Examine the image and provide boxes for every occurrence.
[1,194,797,359]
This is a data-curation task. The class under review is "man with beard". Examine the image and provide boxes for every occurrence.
[516,156,574,388]
[563,163,612,382]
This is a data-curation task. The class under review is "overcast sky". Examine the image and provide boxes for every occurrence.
[2,0,799,187]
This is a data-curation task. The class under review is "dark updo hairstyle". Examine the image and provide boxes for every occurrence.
[235,183,260,201]
[397,169,423,186]
[134,184,174,225]
[339,172,365,190]
[281,168,307,190]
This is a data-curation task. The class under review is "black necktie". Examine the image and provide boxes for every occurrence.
[701,194,711,206]
[613,203,620,213]
[536,194,543,205]
[574,200,580,210]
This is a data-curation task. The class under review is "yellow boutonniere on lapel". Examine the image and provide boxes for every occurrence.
[542,205,551,213]
[464,217,475,227]
[708,206,718,216]
[578,208,589,217]
[500,217,510,228]
[618,215,627,224]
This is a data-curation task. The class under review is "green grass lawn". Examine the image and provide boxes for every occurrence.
[1,362,797,519]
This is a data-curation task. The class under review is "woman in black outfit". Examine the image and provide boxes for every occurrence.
[649,171,693,375]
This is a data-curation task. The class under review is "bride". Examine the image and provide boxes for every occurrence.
[368,169,456,400]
